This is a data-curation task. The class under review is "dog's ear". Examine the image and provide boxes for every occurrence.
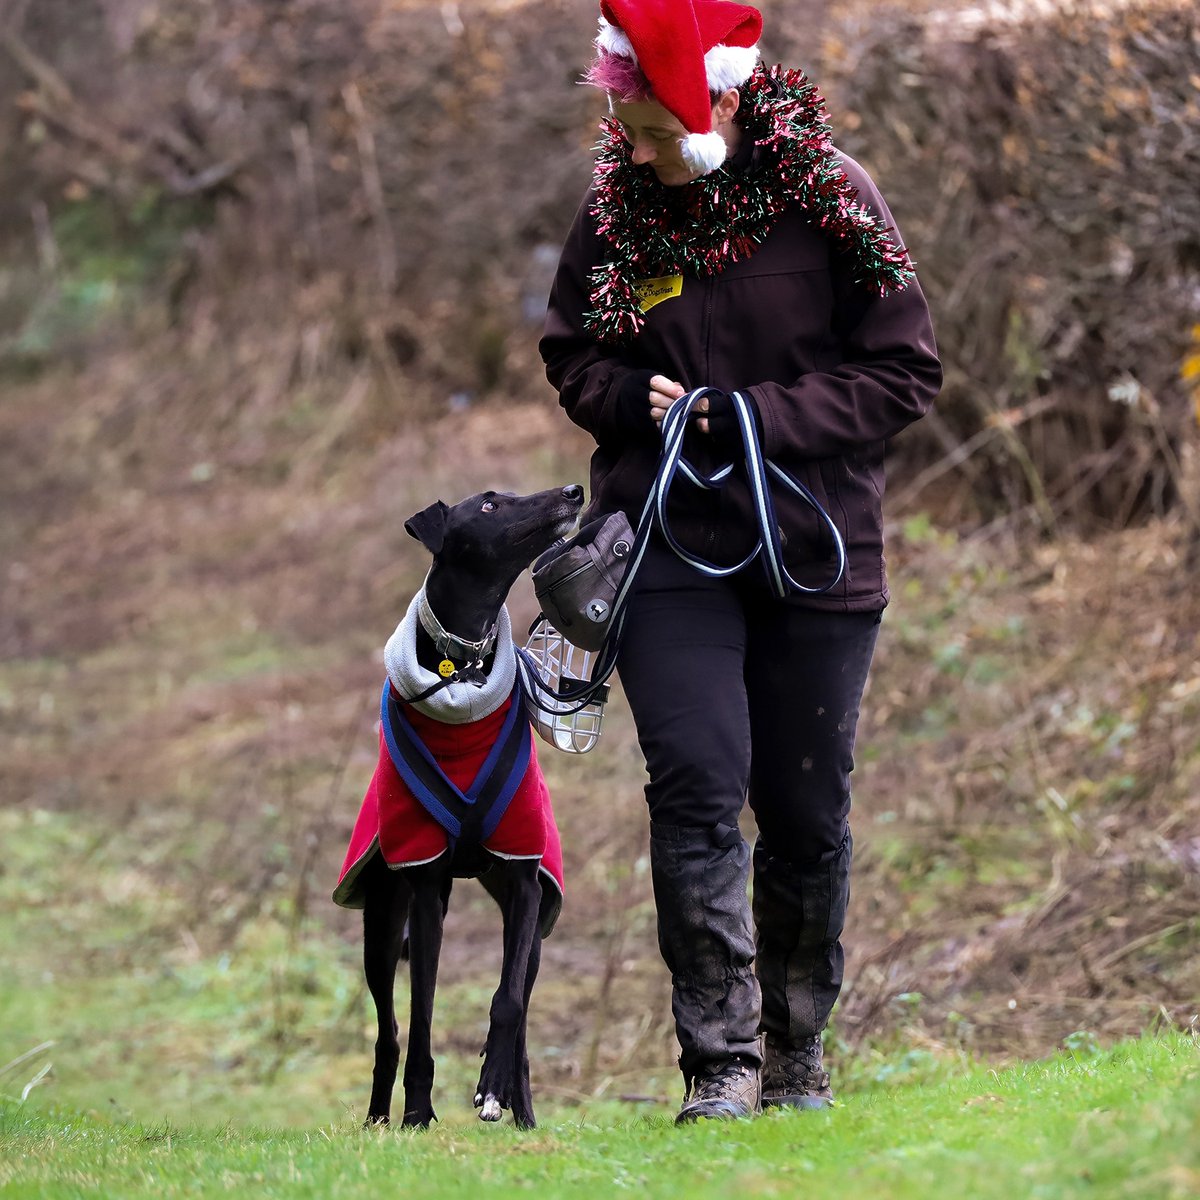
[404,500,449,554]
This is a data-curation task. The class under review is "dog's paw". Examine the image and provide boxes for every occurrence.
[474,1091,503,1122]
[513,1072,536,1130]
[400,1106,437,1130]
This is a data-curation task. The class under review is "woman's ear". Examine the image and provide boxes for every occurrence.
[712,87,741,126]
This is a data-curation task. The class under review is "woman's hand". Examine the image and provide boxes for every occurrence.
[651,375,708,430]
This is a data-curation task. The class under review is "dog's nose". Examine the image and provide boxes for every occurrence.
[563,484,584,503]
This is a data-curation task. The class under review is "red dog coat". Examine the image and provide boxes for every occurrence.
[333,687,563,935]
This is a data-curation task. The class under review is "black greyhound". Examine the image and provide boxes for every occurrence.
[344,484,583,1130]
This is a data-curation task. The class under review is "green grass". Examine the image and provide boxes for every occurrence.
[0,808,390,1129]
[0,807,963,1132]
[1,807,681,1130]
[3,810,1198,1196]
[1,1033,1196,1199]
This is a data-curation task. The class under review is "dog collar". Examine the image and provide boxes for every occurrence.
[416,588,498,665]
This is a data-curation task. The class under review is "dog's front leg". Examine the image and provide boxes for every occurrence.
[401,867,447,1129]
[476,862,542,1129]
[363,859,411,1127]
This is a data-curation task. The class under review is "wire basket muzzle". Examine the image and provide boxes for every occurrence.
[521,618,609,754]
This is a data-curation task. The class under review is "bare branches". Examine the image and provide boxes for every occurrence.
[0,27,240,200]
[342,82,398,294]
[837,1,1200,534]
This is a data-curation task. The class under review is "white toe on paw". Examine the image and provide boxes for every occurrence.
[480,1096,502,1122]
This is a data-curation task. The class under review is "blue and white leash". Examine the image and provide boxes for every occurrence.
[656,387,846,596]
[519,387,846,713]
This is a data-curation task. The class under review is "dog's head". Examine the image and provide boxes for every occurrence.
[406,485,585,591]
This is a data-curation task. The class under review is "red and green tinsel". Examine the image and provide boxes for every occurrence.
[584,64,915,345]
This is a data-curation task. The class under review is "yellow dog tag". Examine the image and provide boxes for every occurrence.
[438,659,456,678]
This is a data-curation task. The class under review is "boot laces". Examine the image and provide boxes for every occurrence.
[768,1035,828,1089]
[685,1061,754,1104]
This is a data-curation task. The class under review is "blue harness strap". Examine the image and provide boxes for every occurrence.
[379,678,533,847]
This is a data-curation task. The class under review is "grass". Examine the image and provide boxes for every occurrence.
[2,808,1198,1197]
[0,804,984,1134]
[0,1033,1196,1199]
[0,807,386,1131]
[0,807,683,1130]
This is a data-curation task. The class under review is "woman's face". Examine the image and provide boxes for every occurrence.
[610,98,700,186]
[609,90,740,187]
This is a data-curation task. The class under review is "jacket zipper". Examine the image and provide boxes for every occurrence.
[703,275,719,561]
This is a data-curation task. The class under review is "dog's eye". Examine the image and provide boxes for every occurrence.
[481,500,497,513]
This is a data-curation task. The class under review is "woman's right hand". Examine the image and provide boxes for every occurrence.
[650,376,720,434]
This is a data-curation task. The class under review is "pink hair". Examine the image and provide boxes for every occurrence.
[583,50,728,106]
[583,51,654,103]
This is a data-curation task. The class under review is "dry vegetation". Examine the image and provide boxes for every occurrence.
[1,0,1197,1104]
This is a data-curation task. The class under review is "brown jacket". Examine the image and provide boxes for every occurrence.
[540,151,942,610]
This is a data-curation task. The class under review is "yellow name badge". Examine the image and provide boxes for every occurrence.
[634,275,683,313]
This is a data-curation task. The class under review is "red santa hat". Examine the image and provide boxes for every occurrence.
[596,0,762,175]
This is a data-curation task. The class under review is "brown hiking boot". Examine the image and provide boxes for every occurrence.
[762,1035,834,1109]
[675,1060,762,1124]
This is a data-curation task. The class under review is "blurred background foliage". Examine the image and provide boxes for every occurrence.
[0,0,1197,1128]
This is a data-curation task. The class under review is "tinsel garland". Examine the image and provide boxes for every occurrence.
[584,64,915,345]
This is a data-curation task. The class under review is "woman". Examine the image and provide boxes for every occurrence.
[540,0,941,1122]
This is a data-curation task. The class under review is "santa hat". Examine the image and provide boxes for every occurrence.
[596,0,762,175]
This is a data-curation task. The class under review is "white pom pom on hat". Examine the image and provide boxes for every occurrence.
[596,0,762,176]
[681,131,731,173]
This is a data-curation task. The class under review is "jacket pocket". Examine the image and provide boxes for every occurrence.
[775,459,839,570]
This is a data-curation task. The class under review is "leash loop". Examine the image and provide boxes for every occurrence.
[520,388,847,715]
[655,388,846,596]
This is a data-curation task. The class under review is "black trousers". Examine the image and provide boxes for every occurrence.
[617,539,881,864]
